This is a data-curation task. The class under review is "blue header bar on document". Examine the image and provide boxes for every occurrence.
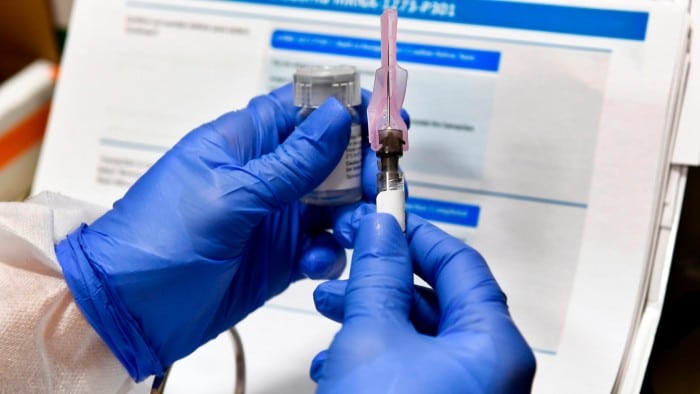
[225,0,648,41]
[272,30,501,71]
[406,197,481,228]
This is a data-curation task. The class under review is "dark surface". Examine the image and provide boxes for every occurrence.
[0,1,58,81]
[643,166,700,393]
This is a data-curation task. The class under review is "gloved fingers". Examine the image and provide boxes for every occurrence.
[331,203,375,249]
[215,86,409,160]
[314,279,441,335]
[248,83,298,143]
[313,279,347,323]
[344,213,413,322]
[411,284,440,336]
[406,214,507,315]
[209,86,411,167]
[268,83,298,129]
[331,206,502,320]
[361,145,379,201]
[240,97,352,208]
[206,84,297,162]
[298,199,360,241]
[298,232,347,280]
[310,349,329,383]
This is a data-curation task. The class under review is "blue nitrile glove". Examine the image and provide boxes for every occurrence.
[54,84,392,381]
[311,212,537,393]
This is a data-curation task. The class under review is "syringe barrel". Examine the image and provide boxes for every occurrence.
[376,129,406,231]
[376,166,405,232]
[377,156,403,193]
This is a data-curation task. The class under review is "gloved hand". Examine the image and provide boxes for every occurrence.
[312,212,537,393]
[54,84,386,381]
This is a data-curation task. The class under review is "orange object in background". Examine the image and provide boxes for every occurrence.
[0,60,56,200]
[0,102,51,170]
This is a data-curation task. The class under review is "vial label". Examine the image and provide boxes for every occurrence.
[314,124,362,191]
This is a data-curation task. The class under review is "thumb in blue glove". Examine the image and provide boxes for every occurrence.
[311,212,536,393]
[55,84,360,381]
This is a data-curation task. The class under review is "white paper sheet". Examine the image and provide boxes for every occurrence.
[33,0,691,392]
[672,0,700,165]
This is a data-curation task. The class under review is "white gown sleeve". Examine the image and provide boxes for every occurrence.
[0,192,153,393]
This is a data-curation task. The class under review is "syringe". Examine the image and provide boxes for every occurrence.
[367,8,408,231]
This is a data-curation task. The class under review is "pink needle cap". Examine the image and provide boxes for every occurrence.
[367,8,408,152]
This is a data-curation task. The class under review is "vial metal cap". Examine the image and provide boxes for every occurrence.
[294,65,361,107]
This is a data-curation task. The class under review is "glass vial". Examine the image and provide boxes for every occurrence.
[294,65,362,205]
